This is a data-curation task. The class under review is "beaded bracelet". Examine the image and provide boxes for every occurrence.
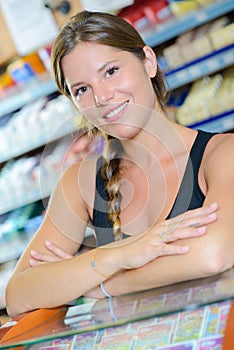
[100,282,112,298]
[90,248,110,279]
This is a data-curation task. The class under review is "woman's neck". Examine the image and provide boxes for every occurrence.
[121,111,187,167]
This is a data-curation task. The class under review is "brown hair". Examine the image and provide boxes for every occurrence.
[51,10,168,240]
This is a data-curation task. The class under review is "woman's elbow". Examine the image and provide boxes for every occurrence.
[5,279,24,318]
[199,243,233,277]
[5,284,16,318]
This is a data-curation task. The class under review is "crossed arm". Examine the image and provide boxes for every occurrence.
[5,135,234,316]
[95,134,234,297]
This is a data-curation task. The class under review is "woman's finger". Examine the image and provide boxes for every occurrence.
[181,202,218,222]
[166,203,218,232]
[123,238,190,269]
[29,258,46,267]
[154,242,190,256]
[158,225,206,244]
[45,240,73,259]
[29,241,73,268]
[30,249,61,263]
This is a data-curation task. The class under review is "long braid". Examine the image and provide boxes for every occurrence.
[101,137,124,240]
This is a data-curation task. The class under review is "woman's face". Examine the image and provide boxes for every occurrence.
[62,42,157,139]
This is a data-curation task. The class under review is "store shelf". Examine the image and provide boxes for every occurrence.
[0,120,79,163]
[0,242,28,265]
[0,77,57,118]
[142,0,234,47]
[190,110,234,133]
[165,44,234,90]
[0,186,52,215]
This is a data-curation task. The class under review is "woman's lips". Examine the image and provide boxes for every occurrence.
[103,101,128,121]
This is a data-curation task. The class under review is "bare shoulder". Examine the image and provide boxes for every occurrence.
[204,132,234,180]
[206,132,234,160]
[61,155,98,191]
[55,155,98,215]
[44,156,99,243]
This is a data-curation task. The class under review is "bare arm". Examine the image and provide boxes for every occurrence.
[5,163,89,316]
[102,134,234,296]
[28,203,219,301]
[6,161,206,317]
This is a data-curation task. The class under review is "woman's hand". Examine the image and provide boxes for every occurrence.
[29,240,73,267]
[113,202,218,270]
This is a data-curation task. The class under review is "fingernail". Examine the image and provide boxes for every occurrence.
[45,240,52,246]
[197,226,206,233]
[181,246,189,252]
[29,259,36,266]
[208,213,217,220]
[31,250,37,256]
[209,202,217,209]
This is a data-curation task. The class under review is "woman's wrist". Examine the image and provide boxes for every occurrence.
[90,248,111,279]
[90,247,123,280]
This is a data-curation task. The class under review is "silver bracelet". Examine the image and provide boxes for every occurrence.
[100,282,112,298]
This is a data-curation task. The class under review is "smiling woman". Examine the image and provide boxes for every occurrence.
[5,10,234,317]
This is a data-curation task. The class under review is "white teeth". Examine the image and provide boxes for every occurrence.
[105,102,128,119]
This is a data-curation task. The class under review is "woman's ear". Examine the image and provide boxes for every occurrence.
[143,46,157,78]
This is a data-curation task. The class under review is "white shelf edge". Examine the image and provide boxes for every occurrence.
[190,111,234,133]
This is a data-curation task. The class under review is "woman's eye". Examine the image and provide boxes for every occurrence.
[75,86,88,97]
[106,66,119,78]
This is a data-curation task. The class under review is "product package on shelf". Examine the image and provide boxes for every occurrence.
[0,135,77,215]
[0,201,45,310]
[0,94,79,163]
[0,46,53,101]
[160,16,232,72]
[118,0,173,31]
[170,66,234,126]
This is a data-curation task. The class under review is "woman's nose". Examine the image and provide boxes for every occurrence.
[93,84,114,106]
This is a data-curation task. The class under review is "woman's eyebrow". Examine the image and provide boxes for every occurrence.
[97,59,119,73]
[69,81,85,89]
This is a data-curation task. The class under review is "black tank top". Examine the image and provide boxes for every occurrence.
[93,130,216,246]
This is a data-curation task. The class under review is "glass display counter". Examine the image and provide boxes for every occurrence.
[1,268,234,349]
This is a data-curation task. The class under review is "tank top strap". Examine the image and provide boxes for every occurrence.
[167,129,217,219]
[190,129,216,184]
